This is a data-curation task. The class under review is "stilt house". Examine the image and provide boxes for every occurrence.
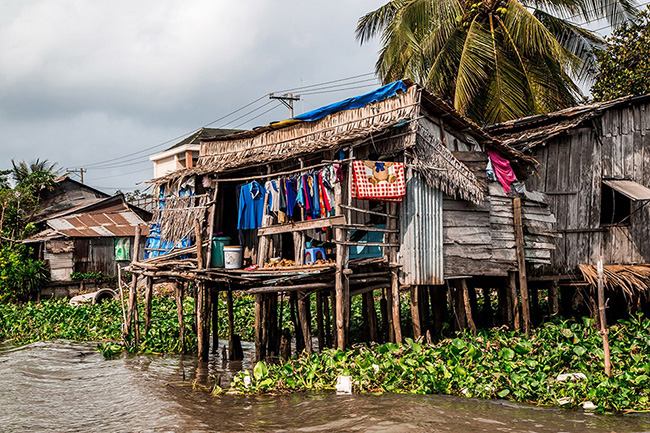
[128,81,555,360]
[488,94,650,317]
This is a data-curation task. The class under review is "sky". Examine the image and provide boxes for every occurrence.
[0,1,384,193]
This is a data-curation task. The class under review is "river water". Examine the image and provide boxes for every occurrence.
[2,341,650,433]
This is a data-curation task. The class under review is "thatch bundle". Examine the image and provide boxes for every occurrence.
[408,124,484,205]
[578,264,650,300]
[152,194,209,244]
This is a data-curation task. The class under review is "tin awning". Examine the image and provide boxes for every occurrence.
[603,179,650,201]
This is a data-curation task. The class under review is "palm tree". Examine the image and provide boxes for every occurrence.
[11,159,59,184]
[357,0,638,125]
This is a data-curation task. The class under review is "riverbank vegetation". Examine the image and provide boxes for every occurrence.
[228,314,650,413]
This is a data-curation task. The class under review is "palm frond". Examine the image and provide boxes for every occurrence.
[356,0,410,44]
[454,18,493,114]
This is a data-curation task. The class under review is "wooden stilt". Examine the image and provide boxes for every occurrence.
[459,279,476,334]
[497,284,508,326]
[507,271,520,331]
[420,286,431,336]
[383,287,394,342]
[449,281,464,331]
[125,225,142,343]
[211,289,219,354]
[530,283,540,326]
[334,201,347,349]
[596,258,611,376]
[324,291,332,348]
[410,286,422,340]
[290,292,304,354]
[387,202,402,344]
[468,283,479,328]
[197,282,207,362]
[316,292,324,351]
[203,285,211,359]
[254,293,264,362]
[226,289,241,360]
[267,293,279,358]
[548,280,559,316]
[297,291,313,354]
[144,276,153,335]
[362,292,370,343]
[174,282,186,354]
[513,198,531,336]
[365,291,378,343]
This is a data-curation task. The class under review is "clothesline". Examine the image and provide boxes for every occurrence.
[213,161,337,183]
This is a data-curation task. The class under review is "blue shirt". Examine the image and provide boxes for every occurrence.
[237,181,266,230]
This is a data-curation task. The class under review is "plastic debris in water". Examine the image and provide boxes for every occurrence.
[336,376,352,394]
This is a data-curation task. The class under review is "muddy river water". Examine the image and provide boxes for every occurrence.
[2,341,650,433]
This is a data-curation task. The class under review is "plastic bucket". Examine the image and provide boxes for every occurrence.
[210,236,231,268]
[223,246,243,269]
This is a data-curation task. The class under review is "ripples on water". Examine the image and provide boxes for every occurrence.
[2,341,650,433]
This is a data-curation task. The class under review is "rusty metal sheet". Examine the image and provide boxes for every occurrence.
[46,210,148,238]
[603,179,650,201]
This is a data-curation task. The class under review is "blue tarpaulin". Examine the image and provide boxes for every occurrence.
[292,80,407,123]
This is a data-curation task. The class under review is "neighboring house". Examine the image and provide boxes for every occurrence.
[488,94,650,275]
[37,175,110,220]
[149,127,240,179]
[24,194,151,282]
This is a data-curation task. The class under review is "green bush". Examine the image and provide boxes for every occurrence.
[0,245,49,302]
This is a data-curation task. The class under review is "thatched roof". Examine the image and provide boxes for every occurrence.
[487,94,650,151]
[579,263,650,300]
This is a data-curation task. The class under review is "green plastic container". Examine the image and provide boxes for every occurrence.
[210,236,231,268]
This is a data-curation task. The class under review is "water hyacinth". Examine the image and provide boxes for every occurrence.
[228,315,650,413]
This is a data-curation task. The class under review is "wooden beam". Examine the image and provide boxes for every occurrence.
[194,219,204,270]
[513,198,531,336]
[258,215,345,236]
[204,179,219,269]
[297,291,313,354]
[211,289,219,353]
[196,282,207,361]
[459,279,476,335]
[254,294,264,361]
[387,202,402,344]
[507,271,520,331]
[125,225,142,344]
[339,204,398,219]
[548,280,559,316]
[410,286,422,340]
[316,292,324,352]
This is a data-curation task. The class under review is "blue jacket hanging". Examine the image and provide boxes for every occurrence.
[237,181,266,230]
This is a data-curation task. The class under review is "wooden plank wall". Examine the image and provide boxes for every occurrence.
[526,101,650,273]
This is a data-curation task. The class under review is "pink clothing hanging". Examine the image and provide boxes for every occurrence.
[487,150,517,194]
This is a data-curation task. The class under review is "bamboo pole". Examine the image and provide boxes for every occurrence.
[126,225,142,344]
[513,198,531,336]
[297,291,313,354]
[597,258,612,377]
[212,288,219,354]
[410,286,422,340]
[174,282,186,354]
[144,276,153,335]
[387,202,402,344]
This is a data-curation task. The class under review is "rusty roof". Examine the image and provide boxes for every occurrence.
[47,209,149,238]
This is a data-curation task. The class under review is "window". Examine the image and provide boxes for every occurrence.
[600,183,631,225]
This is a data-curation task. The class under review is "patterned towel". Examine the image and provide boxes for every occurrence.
[351,160,406,201]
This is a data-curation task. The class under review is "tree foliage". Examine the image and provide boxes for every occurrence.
[592,7,650,102]
[357,0,638,125]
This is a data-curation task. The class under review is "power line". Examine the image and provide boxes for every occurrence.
[233,103,282,128]
[272,72,376,94]
[300,83,383,96]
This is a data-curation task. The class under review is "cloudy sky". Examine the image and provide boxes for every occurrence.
[0,1,384,193]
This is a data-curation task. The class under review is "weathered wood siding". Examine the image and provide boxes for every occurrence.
[526,101,650,272]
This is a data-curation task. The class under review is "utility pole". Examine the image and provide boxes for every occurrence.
[269,93,301,117]
[66,168,86,184]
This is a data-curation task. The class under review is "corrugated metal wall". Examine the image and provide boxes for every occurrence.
[399,170,444,285]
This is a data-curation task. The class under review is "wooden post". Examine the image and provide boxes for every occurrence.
[324,292,332,348]
[548,280,559,317]
[174,282,186,354]
[513,197,531,336]
[387,202,402,344]
[125,225,142,343]
[205,179,219,269]
[144,276,153,335]
[203,285,211,359]
[410,286,422,340]
[420,286,431,336]
[196,282,207,362]
[226,289,240,360]
[334,178,347,350]
[254,293,264,361]
[365,291,378,343]
[459,279,476,334]
[450,281,465,331]
[316,292,324,351]
[497,284,508,326]
[597,258,612,377]
[507,271,520,331]
[383,287,395,342]
[298,291,313,354]
[328,290,335,348]
[211,289,219,354]
[290,292,304,354]
[194,219,204,270]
